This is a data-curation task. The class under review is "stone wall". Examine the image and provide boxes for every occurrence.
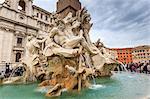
[0,28,14,63]
[0,1,52,64]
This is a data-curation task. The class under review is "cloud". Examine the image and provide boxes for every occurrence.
[33,0,56,12]
[33,0,150,48]
[85,0,150,48]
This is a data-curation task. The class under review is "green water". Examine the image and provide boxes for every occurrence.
[0,72,150,99]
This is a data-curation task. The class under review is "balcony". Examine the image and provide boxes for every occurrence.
[13,44,24,51]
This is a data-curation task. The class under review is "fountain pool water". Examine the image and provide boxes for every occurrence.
[0,72,150,99]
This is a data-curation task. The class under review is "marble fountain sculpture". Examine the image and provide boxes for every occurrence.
[0,8,118,97]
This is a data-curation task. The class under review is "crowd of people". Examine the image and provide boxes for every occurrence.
[126,62,150,74]
[0,63,11,79]
[0,63,25,79]
[1,61,150,80]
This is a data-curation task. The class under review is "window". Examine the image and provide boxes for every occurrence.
[37,13,39,17]
[41,13,43,19]
[18,0,26,11]
[45,16,48,21]
[17,37,22,44]
[15,53,21,62]
[17,37,22,46]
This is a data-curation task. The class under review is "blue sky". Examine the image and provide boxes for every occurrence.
[33,0,150,48]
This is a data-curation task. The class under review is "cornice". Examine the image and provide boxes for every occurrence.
[0,16,38,31]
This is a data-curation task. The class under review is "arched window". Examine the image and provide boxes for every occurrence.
[18,0,26,11]
[15,52,21,62]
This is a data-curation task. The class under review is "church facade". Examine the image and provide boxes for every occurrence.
[0,0,81,65]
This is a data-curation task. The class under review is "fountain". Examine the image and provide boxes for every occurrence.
[0,7,118,97]
[1,72,150,99]
[0,4,150,99]
[2,66,24,84]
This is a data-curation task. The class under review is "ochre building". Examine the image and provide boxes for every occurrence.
[132,45,150,63]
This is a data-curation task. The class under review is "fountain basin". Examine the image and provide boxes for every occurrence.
[0,72,150,99]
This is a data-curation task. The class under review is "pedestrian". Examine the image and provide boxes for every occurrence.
[5,63,10,78]
[143,63,148,74]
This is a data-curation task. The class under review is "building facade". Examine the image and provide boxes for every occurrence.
[108,48,133,64]
[132,45,150,63]
[106,48,118,60]
[0,0,81,65]
[116,48,133,64]
[108,45,150,64]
